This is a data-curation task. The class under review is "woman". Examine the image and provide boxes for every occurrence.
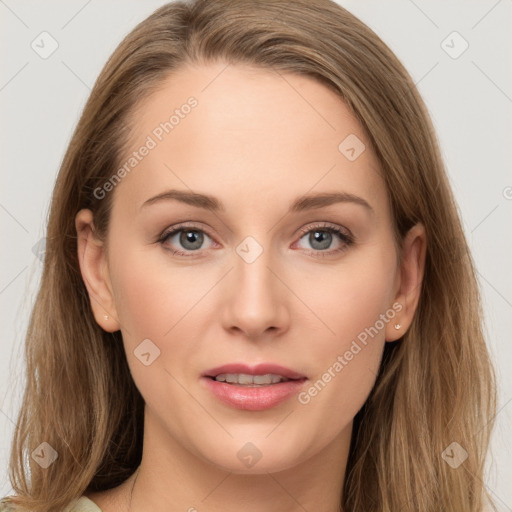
[1,0,497,511]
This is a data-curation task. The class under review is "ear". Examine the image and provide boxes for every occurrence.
[385,223,427,342]
[75,208,120,332]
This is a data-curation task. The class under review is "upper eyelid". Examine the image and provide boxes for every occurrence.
[296,222,352,237]
[161,221,348,236]
[160,222,214,240]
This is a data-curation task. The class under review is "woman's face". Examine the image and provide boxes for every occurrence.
[77,61,424,474]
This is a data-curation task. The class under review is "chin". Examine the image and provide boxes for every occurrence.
[201,438,309,475]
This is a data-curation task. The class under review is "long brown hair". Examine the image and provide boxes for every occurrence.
[3,1,497,510]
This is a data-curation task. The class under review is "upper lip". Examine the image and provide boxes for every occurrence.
[202,363,307,380]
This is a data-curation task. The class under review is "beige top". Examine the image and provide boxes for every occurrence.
[0,496,102,512]
[67,496,103,512]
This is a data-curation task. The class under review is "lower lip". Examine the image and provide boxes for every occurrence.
[201,377,307,411]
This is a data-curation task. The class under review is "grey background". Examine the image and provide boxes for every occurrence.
[1,0,511,508]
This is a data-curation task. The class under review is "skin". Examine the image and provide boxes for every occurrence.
[76,61,426,512]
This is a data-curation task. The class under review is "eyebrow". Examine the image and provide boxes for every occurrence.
[141,189,374,215]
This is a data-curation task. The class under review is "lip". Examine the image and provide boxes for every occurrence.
[201,363,307,411]
[202,363,306,380]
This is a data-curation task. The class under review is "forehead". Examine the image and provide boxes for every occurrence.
[114,61,387,218]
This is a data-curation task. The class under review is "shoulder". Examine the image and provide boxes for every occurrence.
[0,496,102,512]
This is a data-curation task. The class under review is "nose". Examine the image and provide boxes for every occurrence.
[220,242,290,341]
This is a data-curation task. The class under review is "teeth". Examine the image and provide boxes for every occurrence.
[214,373,289,386]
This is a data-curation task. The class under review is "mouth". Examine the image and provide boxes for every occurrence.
[201,363,307,410]
[207,373,300,386]
[202,362,307,384]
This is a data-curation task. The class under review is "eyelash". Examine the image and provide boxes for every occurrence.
[157,222,354,259]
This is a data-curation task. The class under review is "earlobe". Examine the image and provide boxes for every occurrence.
[75,209,120,332]
[385,223,427,342]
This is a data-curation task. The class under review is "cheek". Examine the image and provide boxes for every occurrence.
[294,247,396,406]
[108,248,204,399]
[110,232,397,354]
[295,247,397,344]
[109,243,207,340]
